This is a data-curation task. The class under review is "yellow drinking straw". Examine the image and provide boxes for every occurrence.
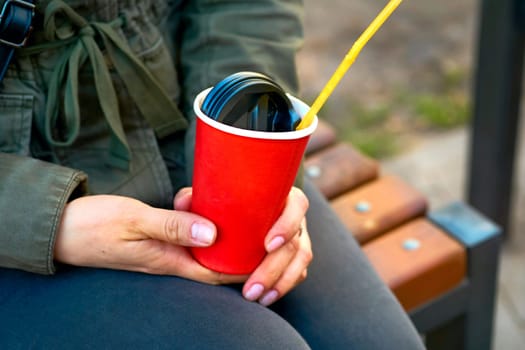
[296,0,403,130]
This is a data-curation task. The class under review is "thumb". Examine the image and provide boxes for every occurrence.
[138,207,216,247]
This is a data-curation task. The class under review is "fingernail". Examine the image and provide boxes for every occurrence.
[259,290,279,307]
[266,236,285,252]
[191,223,214,245]
[244,283,265,301]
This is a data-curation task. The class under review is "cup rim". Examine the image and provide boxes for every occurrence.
[194,87,318,140]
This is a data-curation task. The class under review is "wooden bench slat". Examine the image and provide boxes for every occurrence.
[305,119,338,155]
[304,143,379,199]
[330,175,427,243]
[362,218,467,311]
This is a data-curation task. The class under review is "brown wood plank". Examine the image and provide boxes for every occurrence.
[304,143,379,199]
[362,218,467,311]
[305,119,337,155]
[330,175,427,243]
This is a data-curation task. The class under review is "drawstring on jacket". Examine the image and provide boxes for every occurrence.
[19,0,188,169]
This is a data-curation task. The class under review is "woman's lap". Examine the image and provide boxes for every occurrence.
[0,180,424,349]
[0,267,309,349]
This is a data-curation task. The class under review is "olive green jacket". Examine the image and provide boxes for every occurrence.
[0,0,303,274]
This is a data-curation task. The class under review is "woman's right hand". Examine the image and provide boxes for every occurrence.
[54,193,247,285]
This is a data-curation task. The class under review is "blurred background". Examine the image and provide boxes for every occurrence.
[296,0,524,348]
[297,0,473,160]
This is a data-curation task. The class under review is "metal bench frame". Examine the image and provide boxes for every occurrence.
[468,0,525,238]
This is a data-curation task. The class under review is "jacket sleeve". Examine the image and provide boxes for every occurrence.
[0,153,87,274]
[170,0,304,182]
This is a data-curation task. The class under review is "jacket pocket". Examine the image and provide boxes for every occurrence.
[0,94,34,155]
[121,2,181,103]
[139,38,180,102]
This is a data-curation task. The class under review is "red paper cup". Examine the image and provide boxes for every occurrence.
[190,88,318,274]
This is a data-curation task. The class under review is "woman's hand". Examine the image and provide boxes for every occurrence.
[240,187,313,306]
[55,186,313,306]
[54,194,246,285]
[175,186,313,306]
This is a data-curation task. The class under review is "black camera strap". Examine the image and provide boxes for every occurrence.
[0,0,35,82]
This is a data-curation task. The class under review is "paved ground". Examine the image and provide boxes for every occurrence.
[381,125,525,349]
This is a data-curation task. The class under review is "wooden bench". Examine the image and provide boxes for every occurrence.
[304,120,502,350]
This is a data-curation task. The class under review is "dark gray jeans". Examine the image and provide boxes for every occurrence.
[0,181,425,349]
